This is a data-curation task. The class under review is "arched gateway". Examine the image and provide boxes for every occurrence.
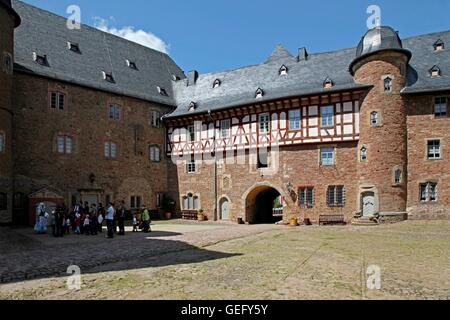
[243,183,284,224]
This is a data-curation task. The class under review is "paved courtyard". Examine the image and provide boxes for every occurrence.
[0,220,449,300]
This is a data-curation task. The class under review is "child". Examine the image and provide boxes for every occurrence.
[84,214,91,236]
[65,217,71,235]
[132,213,138,232]
[97,211,104,233]
[74,213,81,234]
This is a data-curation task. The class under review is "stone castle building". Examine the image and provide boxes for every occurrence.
[0,0,449,225]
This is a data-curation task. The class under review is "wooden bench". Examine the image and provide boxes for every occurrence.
[319,214,346,226]
[182,210,198,220]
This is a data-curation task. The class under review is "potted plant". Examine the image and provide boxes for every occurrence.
[162,196,176,220]
[197,209,206,221]
[289,215,299,227]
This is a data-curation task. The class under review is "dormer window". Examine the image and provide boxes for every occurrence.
[279,65,288,76]
[323,77,334,89]
[255,88,264,99]
[33,52,49,67]
[430,65,441,77]
[188,102,197,112]
[360,146,367,162]
[384,77,393,91]
[102,71,115,83]
[68,42,81,54]
[172,75,181,81]
[126,60,138,70]
[434,39,445,51]
[213,79,221,89]
[157,86,168,96]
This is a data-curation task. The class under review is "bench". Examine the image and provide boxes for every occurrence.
[319,214,346,226]
[182,210,198,221]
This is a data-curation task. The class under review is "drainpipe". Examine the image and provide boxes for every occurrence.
[208,110,218,221]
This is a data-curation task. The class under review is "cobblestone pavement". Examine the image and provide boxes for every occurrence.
[1,221,449,300]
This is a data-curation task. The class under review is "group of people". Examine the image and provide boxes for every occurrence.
[34,201,153,238]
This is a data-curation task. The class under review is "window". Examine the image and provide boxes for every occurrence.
[182,193,199,210]
[427,140,441,159]
[150,110,161,128]
[370,111,379,127]
[57,135,73,154]
[434,97,447,117]
[298,187,314,208]
[130,196,142,209]
[323,77,334,89]
[0,133,4,153]
[157,86,168,96]
[430,65,441,77]
[0,193,6,210]
[327,186,346,207]
[13,193,25,209]
[289,110,301,130]
[149,145,161,162]
[213,79,221,88]
[50,92,66,110]
[384,77,393,92]
[279,65,288,76]
[156,193,163,208]
[220,120,231,138]
[259,113,270,133]
[102,71,115,83]
[420,182,438,202]
[394,169,402,185]
[188,102,197,112]
[126,60,138,70]
[255,88,264,99]
[257,149,269,169]
[320,147,335,166]
[3,52,13,74]
[33,52,49,66]
[109,104,122,121]
[104,142,117,159]
[321,106,334,127]
[68,42,81,53]
[434,40,445,51]
[187,158,196,173]
[187,125,195,142]
[360,146,367,162]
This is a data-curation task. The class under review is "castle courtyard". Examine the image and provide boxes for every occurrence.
[0,220,449,300]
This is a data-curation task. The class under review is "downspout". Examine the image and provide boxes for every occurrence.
[208,110,218,221]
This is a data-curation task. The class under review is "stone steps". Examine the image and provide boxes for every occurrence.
[351,216,379,226]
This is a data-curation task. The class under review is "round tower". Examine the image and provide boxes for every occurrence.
[350,26,411,220]
[0,0,20,224]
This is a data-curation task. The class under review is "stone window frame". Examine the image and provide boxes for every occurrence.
[434,96,448,118]
[426,138,442,161]
[0,131,5,154]
[326,185,346,208]
[148,144,161,163]
[392,165,403,187]
[298,186,315,209]
[359,144,368,163]
[48,84,69,112]
[319,145,336,167]
[381,75,395,93]
[419,181,439,203]
[370,110,383,127]
[181,192,201,211]
[103,139,118,160]
[55,133,75,155]
[130,195,143,209]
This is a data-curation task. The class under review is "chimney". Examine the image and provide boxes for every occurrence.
[298,47,308,62]
[187,70,199,86]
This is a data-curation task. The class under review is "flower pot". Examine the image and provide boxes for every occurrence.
[165,212,172,220]
[197,213,205,221]
[290,217,298,227]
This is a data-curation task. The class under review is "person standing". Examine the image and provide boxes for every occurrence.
[105,202,115,239]
[55,205,65,237]
[117,201,126,236]
[90,204,98,236]
[97,203,105,233]
[141,205,151,233]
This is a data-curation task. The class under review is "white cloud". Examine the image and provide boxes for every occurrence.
[93,17,169,54]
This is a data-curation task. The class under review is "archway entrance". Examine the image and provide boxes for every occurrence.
[245,185,283,224]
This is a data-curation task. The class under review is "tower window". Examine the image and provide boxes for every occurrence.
[427,140,441,160]
[384,77,393,92]
[213,79,221,88]
[434,97,447,117]
[430,65,441,77]
[360,146,367,162]
[50,92,66,110]
[255,88,264,99]
[279,65,288,76]
[57,135,73,154]
[68,42,81,54]
[370,111,379,127]
[433,39,445,51]
[420,182,438,202]
[0,133,5,153]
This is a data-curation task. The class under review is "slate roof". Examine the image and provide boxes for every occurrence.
[10,1,450,118]
[12,0,185,107]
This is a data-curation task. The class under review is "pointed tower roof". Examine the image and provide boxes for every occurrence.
[265,44,294,63]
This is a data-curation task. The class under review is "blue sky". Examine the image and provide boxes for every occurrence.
[22,0,450,74]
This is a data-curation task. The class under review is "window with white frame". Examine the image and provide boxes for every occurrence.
[0,133,4,153]
[298,187,314,208]
[427,140,441,159]
[130,195,142,209]
[50,92,66,110]
[384,77,393,92]
[149,145,161,162]
[109,104,122,121]
[259,113,270,133]
[104,141,117,159]
[434,97,447,117]
[57,135,73,154]
[187,157,196,173]
[394,169,402,185]
[150,110,161,128]
[327,186,346,207]
[289,109,301,130]
[420,182,438,202]
[370,111,379,127]
[182,193,199,210]
[320,106,334,127]
[320,147,335,166]
[220,119,231,138]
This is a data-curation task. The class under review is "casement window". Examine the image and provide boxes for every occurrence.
[427,140,441,159]
[320,147,335,166]
[109,104,122,121]
[187,125,195,142]
[220,119,231,138]
[320,106,334,127]
[149,145,161,162]
[259,113,270,133]
[434,97,447,117]
[182,193,199,210]
[289,109,301,130]
[130,196,142,209]
[150,110,161,128]
[0,133,5,153]
[187,157,196,173]
[370,112,379,127]
[420,182,438,202]
[384,77,393,92]
[327,186,346,207]
[298,187,314,208]
[104,142,117,159]
[50,92,66,110]
[57,135,73,154]
[0,192,7,210]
